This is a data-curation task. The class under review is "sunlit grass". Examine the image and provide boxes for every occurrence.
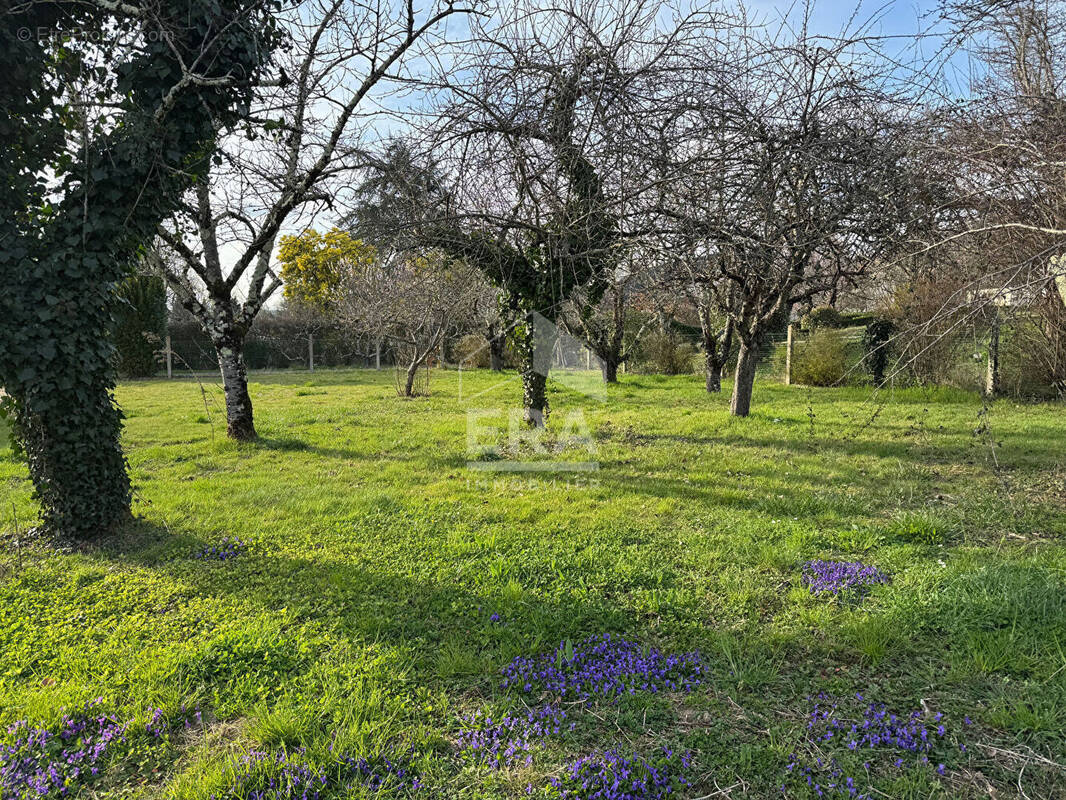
[0,368,1064,797]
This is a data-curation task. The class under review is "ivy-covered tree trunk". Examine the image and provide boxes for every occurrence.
[515,316,554,427]
[521,365,550,427]
[703,326,734,393]
[730,336,761,417]
[698,304,733,394]
[214,335,257,441]
[587,328,624,384]
[10,310,132,536]
[0,2,278,537]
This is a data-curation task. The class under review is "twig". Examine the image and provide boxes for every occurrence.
[975,742,1066,770]
[691,781,742,799]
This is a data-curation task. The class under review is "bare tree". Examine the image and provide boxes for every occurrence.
[154,0,469,439]
[346,251,482,396]
[933,1,1066,390]
[563,255,652,382]
[391,0,722,423]
[471,286,513,372]
[654,241,740,392]
[661,17,916,414]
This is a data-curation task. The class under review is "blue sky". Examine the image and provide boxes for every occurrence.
[746,0,939,36]
[244,0,976,307]
[743,0,977,96]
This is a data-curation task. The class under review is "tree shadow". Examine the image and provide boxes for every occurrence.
[254,435,431,466]
[90,518,669,694]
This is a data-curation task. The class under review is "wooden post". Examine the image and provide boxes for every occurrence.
[165,335,173,379]
[375,337,381,370]
[308,333,315,372]
[784,323,795,385]
[985,311,1000,397]
[585,349,591,369]
[1054,257,1066,309]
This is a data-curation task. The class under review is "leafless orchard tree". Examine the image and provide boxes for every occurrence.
[562,254,654,382]
[377,0,725,423]
[659,16,918,415]
[944,0,1064,250]
[648,235,740,392]
[684,264,739,394]
[339,251,483,396]
[926,0,1066,390]
[468,285,513,371]
[153,0,471,440]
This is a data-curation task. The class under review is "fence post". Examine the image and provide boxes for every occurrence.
[985,312,1000,397]
[784,323,795,385]
[375,337,381,370]
[308,333,315,373]
[165,335,173,379]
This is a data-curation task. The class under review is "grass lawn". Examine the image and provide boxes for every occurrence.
[1,368,1064,798]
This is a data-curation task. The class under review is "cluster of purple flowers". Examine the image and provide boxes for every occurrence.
[341,752,423,793]
[456,704,572,769]
[217,749,328,800]
[215,748,423,799]
[197,538,246,561]
[783,758,862,799]
[146,705,202,739]
[801,561,890,596]
[547,748,692,800]
[501,634,703,703]
[1,698,128,799]
[782,694,970,798]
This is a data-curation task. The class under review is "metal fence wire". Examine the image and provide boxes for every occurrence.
[156,317,1061,399]
[166,330,394,374]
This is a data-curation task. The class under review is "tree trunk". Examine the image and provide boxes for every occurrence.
[702,325,723,393]
[522,367,549,427]
[404,360,419,397]
[705,355,722,393]
[515,311,554,427]
[601,356,619,383]
[489,334,506,371]
[216,338,257,440]
[730,338,760,417]
[702,321,733,394]
[13,386,131,537]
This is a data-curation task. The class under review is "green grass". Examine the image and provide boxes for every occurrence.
[1,369,1065,798]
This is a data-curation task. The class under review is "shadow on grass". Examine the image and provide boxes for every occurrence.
[254,435,439,466]
[92,518,666,692]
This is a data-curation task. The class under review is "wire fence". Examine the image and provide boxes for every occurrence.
[166,330,394,374]
[153,316,1061,399]
[763,320,1063,398]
